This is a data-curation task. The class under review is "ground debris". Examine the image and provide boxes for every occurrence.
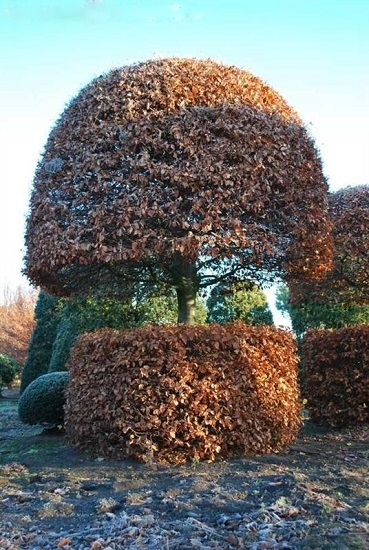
[1,397,369,549]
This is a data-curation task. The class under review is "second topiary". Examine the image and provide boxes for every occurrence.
[18,371,69,427]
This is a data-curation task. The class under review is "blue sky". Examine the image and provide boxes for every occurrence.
[0,0,368,320]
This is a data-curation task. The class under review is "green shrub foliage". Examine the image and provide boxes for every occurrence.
[49,293,207,373]
[20,292,62,394]
[65,322,301,464]
[276,283,369,339]
[49,295,152,372]
[302,325,369,427]
[207,281,273,325]
[18,371,69,426]
[0,353,20,390]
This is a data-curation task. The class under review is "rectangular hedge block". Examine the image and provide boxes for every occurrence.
[302,325,369,427]
[65,322,301,463]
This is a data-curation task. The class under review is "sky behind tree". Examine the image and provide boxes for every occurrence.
[0,0,368,321]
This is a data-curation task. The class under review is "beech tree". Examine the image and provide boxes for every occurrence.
[277,185,369,336]
[289,185,369,311]
[25,58,333,323]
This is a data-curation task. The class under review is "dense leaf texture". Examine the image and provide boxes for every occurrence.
[18,371,69,426]
[25,58,332,298]
[290,185,369,308]
[20,292,62,394]
[276,283,369,339]
[0,353,20,390]
[65,323,301,464]
[302,326,369,428]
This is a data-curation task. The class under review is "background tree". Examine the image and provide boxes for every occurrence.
[0,286,37,367]
[20,291,62,394]
[139,292,207,326]
[49,291,208,372]
[289,185,368,308]
[276,284,369,339]
[25,58,333,323]
[49,294,144,372]
[277,185,369,337]
[0,353,20,396]
[21,285,207,390]
[207,281,273,325]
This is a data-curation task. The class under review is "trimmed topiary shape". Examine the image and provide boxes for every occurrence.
[25,57,333,324]
[20,291,62,395]
[18,371,69,426]
[65,323,301,463]
[290,185,369,314]
[302,325,369,428]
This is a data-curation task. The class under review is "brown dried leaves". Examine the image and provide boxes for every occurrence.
[303,325,369,427]
[65,322,302,464]
[25,57,332,295]
[290,185,369,306]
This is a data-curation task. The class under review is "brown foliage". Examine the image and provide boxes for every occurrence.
[290,185,369,306]
[25,57,332,297]
[302,325,369,427]
[65,322,301,464]
[0,287,37,366]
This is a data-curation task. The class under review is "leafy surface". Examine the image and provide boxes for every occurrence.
[290,185,369,310]
[25,57,332,298]
[303,326,369,427]
[65,323,301,463]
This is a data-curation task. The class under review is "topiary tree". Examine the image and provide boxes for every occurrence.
[0,353,20,395]
[20,291,62,395]
[286,185,369,336]
[25,58,333,323]
[206,281,273,325]
[18,371,69,427]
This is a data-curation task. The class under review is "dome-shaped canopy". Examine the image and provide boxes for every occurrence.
[25,57,332,296]
[290,184,369,306]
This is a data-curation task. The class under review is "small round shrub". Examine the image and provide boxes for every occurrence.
[0,353,20,390]
[18,372,69,426]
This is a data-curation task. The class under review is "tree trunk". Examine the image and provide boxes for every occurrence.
[176,285,196,325]
[172,255,199,325]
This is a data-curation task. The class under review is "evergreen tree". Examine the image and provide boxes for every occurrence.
[20,292,61,394]
[49,292,207,372]
[207,281,273,325]
[276,283,369,339]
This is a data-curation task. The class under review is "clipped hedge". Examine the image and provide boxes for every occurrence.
[65,322,301,464]
[18,372,69,427]
[302,325,369,427]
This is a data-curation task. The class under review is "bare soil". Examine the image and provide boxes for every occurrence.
[0,390,368,549]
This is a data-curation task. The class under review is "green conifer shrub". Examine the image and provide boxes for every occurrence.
[20,292,62,394]
[0,353,20,394]
[18,372,69,427]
